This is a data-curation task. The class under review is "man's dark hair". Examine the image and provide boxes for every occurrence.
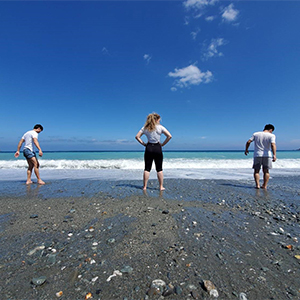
[264,124,275,131]
[34,124,44,131]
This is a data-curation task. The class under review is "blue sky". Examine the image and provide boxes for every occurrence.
[0,0,299,151]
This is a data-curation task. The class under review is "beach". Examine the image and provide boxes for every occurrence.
[0,176,300,299]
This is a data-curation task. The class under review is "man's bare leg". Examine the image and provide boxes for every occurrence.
[29,157,45,185]
[261,168,270,189]
[254,169,260,189]
[26,159,34,185]
[143,171,150,190]
[157,171,165,191]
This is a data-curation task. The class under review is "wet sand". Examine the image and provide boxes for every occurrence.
[0,177,300,299]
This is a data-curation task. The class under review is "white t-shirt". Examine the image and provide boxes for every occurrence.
[22,130,38,152]
[139,124,167,143]
[249,131,276,157]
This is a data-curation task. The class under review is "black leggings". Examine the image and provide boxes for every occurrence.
[144,143,163,172]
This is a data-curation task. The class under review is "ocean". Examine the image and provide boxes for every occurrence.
[0,150,300,182]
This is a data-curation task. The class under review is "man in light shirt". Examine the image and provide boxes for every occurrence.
[245,124,276,189]
[15,124,45,185]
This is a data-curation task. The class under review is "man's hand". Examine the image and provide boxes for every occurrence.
[245,140,252,156]
[39,150,43,157]
[272,155,277,162]
[14,151,20,158]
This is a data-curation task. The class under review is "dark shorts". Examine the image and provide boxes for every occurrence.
[253,157,272,170]
[23,148,36,159]
[144,143,163,172]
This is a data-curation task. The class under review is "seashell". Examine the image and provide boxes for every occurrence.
[203,280,219,298]
[150,279,166,295]
[27,245,45,256]
[106,270,122,282]
[85,293,92,299]
[239,292,248,300]
[55,291,63,298]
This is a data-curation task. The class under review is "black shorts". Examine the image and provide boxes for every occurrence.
[144,143,163,172]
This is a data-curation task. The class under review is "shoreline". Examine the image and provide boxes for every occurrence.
[1,177,300,299]
[1,168,300,185]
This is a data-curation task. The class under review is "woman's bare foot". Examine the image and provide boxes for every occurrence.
[37,180,45,185]
[26,180,33,185]
[160,187,165,191]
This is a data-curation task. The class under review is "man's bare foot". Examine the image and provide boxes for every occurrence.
[160,187,165,191]
[255,186,260,189]
[38,180,45,185]
[261,185,267,190]
[143,187,147,190]
[26,181,33,185]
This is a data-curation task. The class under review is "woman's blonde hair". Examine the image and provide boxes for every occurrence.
[144,113,161,132]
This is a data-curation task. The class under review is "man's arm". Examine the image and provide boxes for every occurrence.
[14,139,24,158]
[244,139,252,156]
[33,138,43,157]
[271,142,276,162]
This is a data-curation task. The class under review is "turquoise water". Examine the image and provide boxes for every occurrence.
[0,150,300,181]
[1,150,299,161]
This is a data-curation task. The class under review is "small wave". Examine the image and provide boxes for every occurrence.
[1,158,300,170]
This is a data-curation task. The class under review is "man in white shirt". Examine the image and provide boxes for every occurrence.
[245,124,276,189]
[15,124,45,185]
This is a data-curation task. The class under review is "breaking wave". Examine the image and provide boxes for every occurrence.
[1,158,300,170]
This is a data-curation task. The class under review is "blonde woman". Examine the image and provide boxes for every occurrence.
[135,113,172,191]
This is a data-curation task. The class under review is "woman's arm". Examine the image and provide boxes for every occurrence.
[161,129,172,147]
[135,131,146,146]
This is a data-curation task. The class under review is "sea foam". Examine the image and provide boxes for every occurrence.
[1,158,300,170]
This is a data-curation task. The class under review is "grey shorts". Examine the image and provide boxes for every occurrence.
[23,148,36,159]
[253,157,272,170]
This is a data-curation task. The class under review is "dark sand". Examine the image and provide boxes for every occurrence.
[0,176,300,299]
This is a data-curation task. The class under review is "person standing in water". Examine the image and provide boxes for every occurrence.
[135,113,172,191]
[14,124,45,185]
[245,124,276,189]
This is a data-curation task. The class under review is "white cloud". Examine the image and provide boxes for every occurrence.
[184,16,190,25]
[184,0,218,10]
[44,136,134,145]
[222,3,239,22]
[203,38,226,59]
[205,15,215,22]
[170,87,177,92]
[191,28,201,40]
[143,54,152,64]
[168,64,213,89]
